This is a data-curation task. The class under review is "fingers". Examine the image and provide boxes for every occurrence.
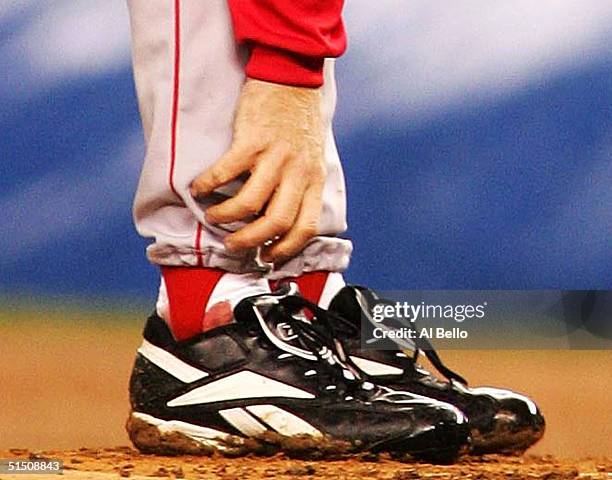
[190,144,259,199]
[205,145,287,224]
[261,182,323,263]
[223,160,309,252]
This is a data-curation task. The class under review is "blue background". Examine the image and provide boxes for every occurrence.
[1,1,611,302]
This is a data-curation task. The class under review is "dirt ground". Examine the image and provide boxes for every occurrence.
[1,305,611,479]
[1,448,611,479]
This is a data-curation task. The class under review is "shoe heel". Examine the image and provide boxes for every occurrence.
[126,411,358,459]
[126,411,235,456]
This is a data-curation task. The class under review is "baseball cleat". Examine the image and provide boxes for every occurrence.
[326,286,546,455]
[127,284,469,462]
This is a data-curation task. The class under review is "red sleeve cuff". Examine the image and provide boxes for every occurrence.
[245,45,325,88]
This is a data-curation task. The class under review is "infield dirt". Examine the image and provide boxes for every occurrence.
[1,447,612,479]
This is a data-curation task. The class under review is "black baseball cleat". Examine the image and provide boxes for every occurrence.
[326,286,546,455]
[127,284,469,462]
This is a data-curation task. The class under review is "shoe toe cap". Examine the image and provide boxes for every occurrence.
[468,386,545,454]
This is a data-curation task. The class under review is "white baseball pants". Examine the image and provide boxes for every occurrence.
[127,0,352,278]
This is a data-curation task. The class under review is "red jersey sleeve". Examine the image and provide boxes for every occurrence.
[227,0,347,87]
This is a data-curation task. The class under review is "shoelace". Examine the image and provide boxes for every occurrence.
[370,296,468,386]
[269,295,367,397]
[411,333,468,386]
[326,291,469,387]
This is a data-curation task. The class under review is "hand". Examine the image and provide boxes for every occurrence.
[190,78,327,264]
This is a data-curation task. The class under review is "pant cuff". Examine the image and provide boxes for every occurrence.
[146,237,353,279]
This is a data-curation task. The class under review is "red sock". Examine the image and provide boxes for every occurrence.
[163,269,332,340]
[161,266,225,340]
[271,271,330,305]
